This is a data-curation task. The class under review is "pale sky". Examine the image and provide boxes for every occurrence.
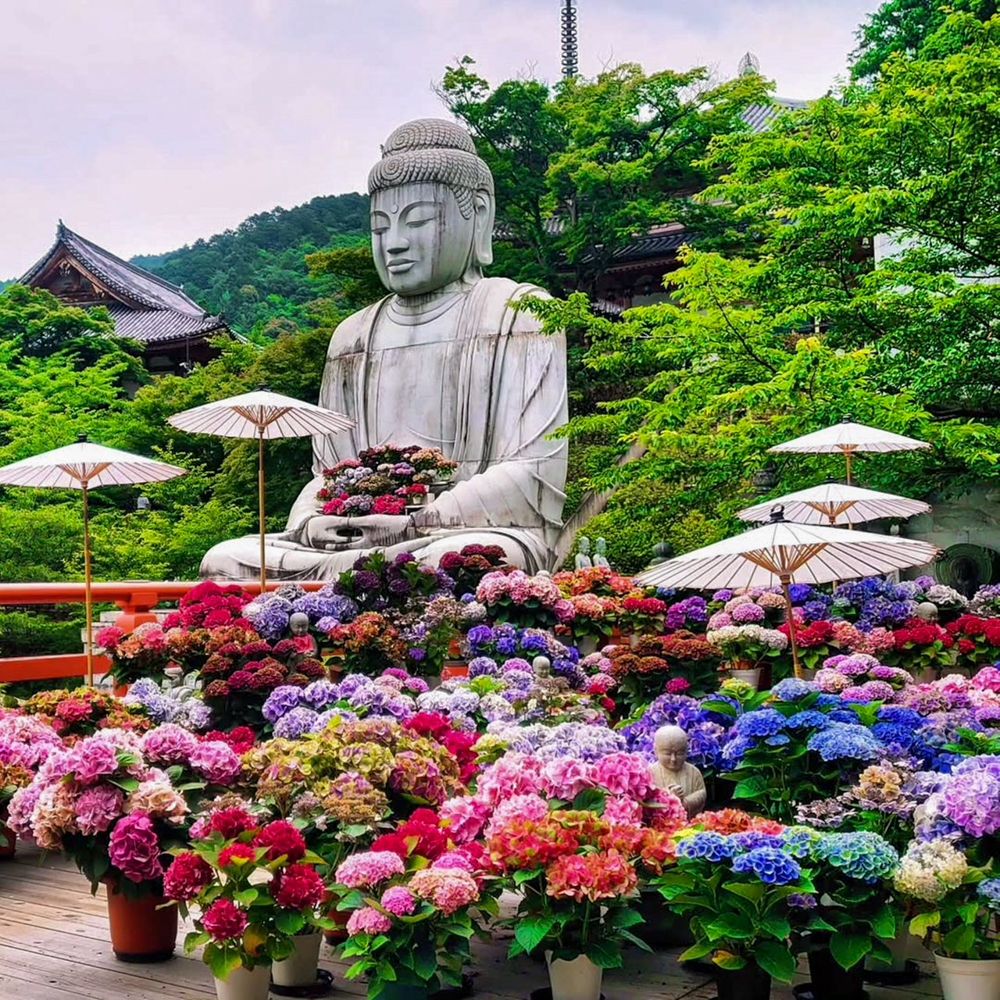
[0,0,877,278]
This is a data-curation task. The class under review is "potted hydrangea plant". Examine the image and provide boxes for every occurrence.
[165,809,332,1000]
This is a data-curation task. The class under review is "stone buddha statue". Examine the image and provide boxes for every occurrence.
[201,119,568,581]
[649,724,707,819]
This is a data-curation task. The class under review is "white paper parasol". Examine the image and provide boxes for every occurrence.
[168,385,354,591]
[738,483,930,527]
[0,436,187,682]
[768,416,929,483]
[636,510,939,677]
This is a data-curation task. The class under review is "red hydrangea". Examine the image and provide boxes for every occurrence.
[218,843,257,867]
[202,727,256,755]
[195,807,257,840]
[270,863,325,909]
[255,820,306,862]
[202,898,247,941]
[163,851,213,901]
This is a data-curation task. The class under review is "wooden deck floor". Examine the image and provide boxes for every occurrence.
[0,847,940,1000]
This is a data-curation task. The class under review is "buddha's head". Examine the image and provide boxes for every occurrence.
[368,119,495,297]
[653,725,689,773]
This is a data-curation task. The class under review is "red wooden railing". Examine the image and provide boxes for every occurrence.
[0,581,325,683]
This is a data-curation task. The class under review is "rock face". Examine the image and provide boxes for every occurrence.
[200,119,568,581]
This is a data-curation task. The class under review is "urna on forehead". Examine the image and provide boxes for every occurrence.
[368,118,494,218]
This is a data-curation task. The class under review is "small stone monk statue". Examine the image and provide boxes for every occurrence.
[593,537,611,570]
[650,724,707,818]
[288,612,318,657]
[575,537,593,570]
[532,655,552,680]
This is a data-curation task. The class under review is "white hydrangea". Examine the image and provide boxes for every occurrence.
[893,838,968,902]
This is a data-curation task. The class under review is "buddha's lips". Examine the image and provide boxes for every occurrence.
[387,259,415,270]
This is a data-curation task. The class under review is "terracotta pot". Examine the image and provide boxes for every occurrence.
[0,805,15,859]
[448,638,463,658]
[323,889,350,944]
[104,883,177,962]
[441,662,469,680]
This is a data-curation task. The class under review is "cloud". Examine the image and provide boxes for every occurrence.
[0,0,873,277]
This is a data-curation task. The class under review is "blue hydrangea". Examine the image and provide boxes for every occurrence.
[273,706,320,739]
[784,710,831,730]
[765,734,790,746]
[814,693,843,709]
[262,685,302,723]
[734,708,787,739]
[812,832,899,883]
[780,826,820,859]
[182,701,213,731]
[677,831,735,863]
[828,708,862,724]
[720,735,755,766]
[977,879,1000,911]
[807,723,885,763]
[730,832,785,853]
[731,847,802,885]
[877,706,924,728]
[128,678,162,700]
[770,678,817,703]
[466,625,495,650]
[787,893,818,909]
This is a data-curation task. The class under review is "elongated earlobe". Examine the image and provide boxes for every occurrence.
[473,190,495,267]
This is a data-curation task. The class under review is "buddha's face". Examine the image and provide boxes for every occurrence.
[654,730,688,772]
[370,182,479,297]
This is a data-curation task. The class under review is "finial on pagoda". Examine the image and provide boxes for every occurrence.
[738,51,761,76]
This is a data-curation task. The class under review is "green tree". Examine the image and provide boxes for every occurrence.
[850,0,997,81]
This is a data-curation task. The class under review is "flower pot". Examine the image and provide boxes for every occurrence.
[636,890,693,948]
[214,962,271,1000]
[716,963,772,1000]
[729,667,762,689]
[806,944,866,1000]
[271,932,322,988]
[545,953,603,1000]
[104,884,177,962]
[576,636,599,657]
[323,889,350,944]
[934,953,1000,1000]
[0,806,15,858]
[628,633,641,649]
[865,926,918,984]
[441,662,469,680]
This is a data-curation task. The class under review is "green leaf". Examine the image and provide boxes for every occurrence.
[515,915,558,954]
[513,868,542,885]
[943,923,976,955]
[678,940,714,962]
[274,910,307,936]
[909,911,941,937]
[871,904,897,940]
[586,938,623,969]
[759,914,790,941]
[754,940,797,983]
[233,888,258,907]
[376,959,397,982]
[706,912,755,940]
[412,943,438,981]
[714,952,746,971]
[571,788,607,814]
[732,775,769,800]
[722,881,765,904]
[830,931,871,970]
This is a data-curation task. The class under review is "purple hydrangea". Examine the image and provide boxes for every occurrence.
[263,685,302,723]
[273,707,320,739]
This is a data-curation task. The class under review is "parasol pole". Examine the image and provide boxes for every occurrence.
[843,447,854,486]
[779,572,804,680]
[258,425,267,595]
[81,478,94,686]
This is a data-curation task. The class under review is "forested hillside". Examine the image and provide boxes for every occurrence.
[132,193,369,336]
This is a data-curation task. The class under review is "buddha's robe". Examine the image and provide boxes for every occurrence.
[200,277,568,581]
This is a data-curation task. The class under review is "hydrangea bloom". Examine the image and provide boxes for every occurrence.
[812,832,898,883]
[807,723,885,763]
[731,847,802,885]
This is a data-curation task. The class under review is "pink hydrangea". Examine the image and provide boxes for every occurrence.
[335,851,405,889]
[603,795,644,826]
[108,811,164,883]
[67,736,120,786]
[379,886,416,916]
[973,666,1000,694]
[540,757,596,800]
[188,742,241,784]
[643,787,688,832]
[814,668,851,693]
[75,785,124,835]
[432,851,477,874]
[475,754,543,805]
[140,724,199,765]
[439,795,490,843]
[409,867,479,915]
[347,906,392,935]
[484,793,548,839]
[594,753,654,800]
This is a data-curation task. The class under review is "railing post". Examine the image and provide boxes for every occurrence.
[112,587,162,636]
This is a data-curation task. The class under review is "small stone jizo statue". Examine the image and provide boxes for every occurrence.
[532,655,552,680]
[288,612,318,657]
[650,724,707,819]
[575,536,593,570]
[593,537,610,569]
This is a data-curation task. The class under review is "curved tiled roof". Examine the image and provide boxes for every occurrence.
[20,223,228,346]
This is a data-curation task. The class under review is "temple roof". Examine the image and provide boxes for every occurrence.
[20,223,228,346]
[741,96,809,134]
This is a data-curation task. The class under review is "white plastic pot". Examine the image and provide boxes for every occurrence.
[272,932,322,988]
[935,953,1000,1000]
[213,962,271,1000]
[729,667,762,689]
[546,952,603,1000]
